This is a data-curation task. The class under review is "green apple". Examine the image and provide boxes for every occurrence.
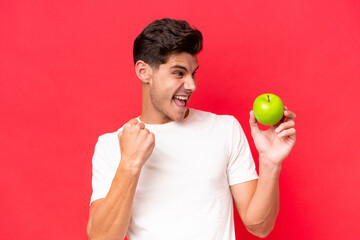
[253,93,284,126]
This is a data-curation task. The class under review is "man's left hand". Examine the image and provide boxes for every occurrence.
[249,106,296,166]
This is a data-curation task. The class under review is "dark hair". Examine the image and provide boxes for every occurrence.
[133,18,203,68]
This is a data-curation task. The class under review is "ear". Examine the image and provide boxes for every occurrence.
[135,60,152,84]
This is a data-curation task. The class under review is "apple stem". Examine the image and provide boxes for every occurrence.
[267,95,270,102]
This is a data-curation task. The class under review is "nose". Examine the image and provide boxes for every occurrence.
[184,75,197,92]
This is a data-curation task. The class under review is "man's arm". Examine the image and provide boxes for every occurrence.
[230,158,281,238]
[231,107,296,238]
[87,163,141,240]
[87,119,155,240]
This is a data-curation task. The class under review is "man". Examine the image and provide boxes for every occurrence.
[87,18,296,240]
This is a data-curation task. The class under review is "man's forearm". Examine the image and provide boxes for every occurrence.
[244,156,281,237]
[87,161,141,240]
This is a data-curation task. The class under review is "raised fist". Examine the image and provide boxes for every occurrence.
[118,119,155,170]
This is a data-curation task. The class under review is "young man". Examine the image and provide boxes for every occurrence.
[87,18,296,240]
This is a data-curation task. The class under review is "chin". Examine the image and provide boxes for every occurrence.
[171,115,183,122]
[170,109,187,122]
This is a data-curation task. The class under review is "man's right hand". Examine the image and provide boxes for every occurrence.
[118,119,155,171]
[87,118,154,239]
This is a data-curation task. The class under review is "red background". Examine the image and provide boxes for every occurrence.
[1,0,359,239]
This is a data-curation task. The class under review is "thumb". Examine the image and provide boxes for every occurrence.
[249,110,261,136]
[117,130,123,139]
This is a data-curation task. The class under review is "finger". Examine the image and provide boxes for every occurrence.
[277,128,296,138]
[143,128,150,134]
[284,109,296,120]
[127,118,139,126]
[249,110,261,136]
[136,122,145,130]
[149,132,155,145]
[275,120,295,133]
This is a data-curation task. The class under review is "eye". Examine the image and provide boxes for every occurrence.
[174,71,184,77]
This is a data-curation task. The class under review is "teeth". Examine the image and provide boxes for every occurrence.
[174,96,188,101]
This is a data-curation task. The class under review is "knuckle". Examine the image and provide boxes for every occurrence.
[123,125,130,132]
[128,118,138,125]
[150,132,155,140]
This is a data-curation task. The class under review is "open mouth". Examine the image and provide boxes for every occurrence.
[172,95,189,108]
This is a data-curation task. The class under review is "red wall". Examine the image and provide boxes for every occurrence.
[1,0,359,239]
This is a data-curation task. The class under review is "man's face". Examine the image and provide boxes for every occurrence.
[148,52,199,122]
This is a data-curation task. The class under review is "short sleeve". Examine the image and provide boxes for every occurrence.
[90,133,120,204]
[227,117,259,186]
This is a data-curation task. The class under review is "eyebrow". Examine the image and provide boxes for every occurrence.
[170,65,199,73]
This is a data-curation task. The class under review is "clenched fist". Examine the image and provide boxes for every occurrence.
[118,119,155,171]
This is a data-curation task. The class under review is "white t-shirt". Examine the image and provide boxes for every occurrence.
[90,108,258,240]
